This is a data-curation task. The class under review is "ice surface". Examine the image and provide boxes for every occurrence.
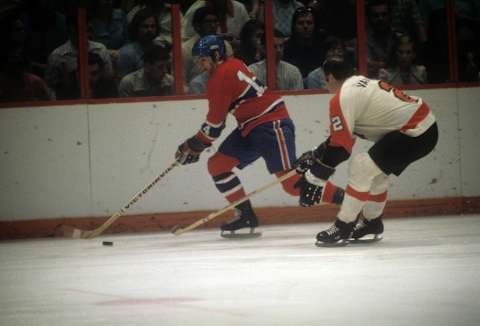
[1,215,480,326]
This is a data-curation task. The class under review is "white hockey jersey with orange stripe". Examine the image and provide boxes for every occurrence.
[328,75,436,153]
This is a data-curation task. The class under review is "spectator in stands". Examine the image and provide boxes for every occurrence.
[118,42,174,97]
[306,36,348,90]
[389,0,428,50]
[365,0,398,79]
[23,0,68,78]
[188,71,209,94]
[237,0,260,20]
[87,51,119,98]
[258,0,304,38]
[378,34,427,86]
[126,0,181,44]
[0,47,50,102]
[236,20,265,66]
[1,8,28,50]
[306,0,355,43]
[44,13,112,100]
[182,7,233,85]
[283,6,325,80]
[181,0,250,42]
[88,0,129,62]
[117,8,169,79]
[248,29,303,90]
[455,0,480,82]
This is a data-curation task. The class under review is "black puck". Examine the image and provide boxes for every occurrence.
[102,241,113,246]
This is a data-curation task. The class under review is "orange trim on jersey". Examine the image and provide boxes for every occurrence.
[273,120,290,169]
[346,185,370,201]
[400,103,431,132]
[322,181,338,203]
[368,191,388,202]
[329,93,355,153]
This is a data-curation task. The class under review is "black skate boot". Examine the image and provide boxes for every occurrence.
[350,216,384,243]
[315,218,355,247]
[220,201,261,239]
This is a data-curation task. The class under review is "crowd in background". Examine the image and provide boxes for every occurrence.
[0,0,479,102]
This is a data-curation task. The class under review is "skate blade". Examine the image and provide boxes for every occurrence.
[349,235,383,244]
[220,230,262,239]
[315,240,349,247]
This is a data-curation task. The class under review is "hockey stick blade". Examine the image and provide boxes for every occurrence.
[58,160,178,239]
[171,169,299,236]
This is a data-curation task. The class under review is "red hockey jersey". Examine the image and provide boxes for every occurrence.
[196,57,289,144]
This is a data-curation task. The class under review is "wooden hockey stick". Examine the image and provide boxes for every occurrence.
[58,160,179,239]
[171,169,299,236]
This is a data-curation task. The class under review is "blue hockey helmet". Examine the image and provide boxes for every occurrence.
[192,35,226,58]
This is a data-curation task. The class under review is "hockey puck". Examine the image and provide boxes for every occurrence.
[102,241,113,246]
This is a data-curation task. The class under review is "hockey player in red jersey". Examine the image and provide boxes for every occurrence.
[175,35,343,237]
[296,56,438,246]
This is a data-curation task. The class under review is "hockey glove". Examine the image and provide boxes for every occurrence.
[294,161,336,207]
[294,150,315,174]
[175,136,210,165]
[294,142,329,174]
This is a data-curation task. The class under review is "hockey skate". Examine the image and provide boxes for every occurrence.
[350,216,384,243]
[315,219,355,247]
[220,202,261,239]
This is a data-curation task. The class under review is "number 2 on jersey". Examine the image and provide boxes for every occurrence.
[331,116,344,131]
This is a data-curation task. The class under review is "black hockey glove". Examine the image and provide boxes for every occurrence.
[294,150,315,174]
[294,157,336,207]
[294,175,324,207]
[175,136,210,165]
[294,142,329,174]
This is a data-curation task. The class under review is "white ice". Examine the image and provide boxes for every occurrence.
[1,215,480,326]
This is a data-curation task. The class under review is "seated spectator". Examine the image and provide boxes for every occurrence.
[118,42,174,97]
[248,30,303,90]
[236,19,265,66]
[182,0,249,42]
[87,52,119,98]
[365,0,399,78]
[188,71,209,94]
[258,0,304,38]
[44,13,112,100]
[182,6,233,85]
[24,0,68,78]
[88,0,129,61]
[389,0,428,51]
[308,0,355,43]
[418,0,449,83]
[378,34,427,86]
[283,6,325,79]
[1,8,28,50]
[306,36,347,89]
[0,47,50,102]
[237,0,260,20]
[117,8,170,79]
[126,0,181,44]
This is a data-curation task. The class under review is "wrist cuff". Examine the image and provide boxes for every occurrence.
[305,170,326,186]
[187,136,210,152]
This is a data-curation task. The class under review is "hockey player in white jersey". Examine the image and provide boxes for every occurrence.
[295,56,438,246]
